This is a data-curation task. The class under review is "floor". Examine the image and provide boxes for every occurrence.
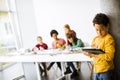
[39,62,92,80]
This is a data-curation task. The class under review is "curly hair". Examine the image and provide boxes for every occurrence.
[93,13,110,27]
[50,29,58,37]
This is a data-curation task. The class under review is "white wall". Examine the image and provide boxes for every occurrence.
[16,0,37,49]
[33,0,101,47]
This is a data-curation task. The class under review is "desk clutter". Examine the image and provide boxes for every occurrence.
[2,47,104,56]
[3,48,83,56]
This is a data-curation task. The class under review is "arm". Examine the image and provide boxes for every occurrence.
[86,36,115,61]
[84,51,97,58]
[96,37,115,61]
[72,39,84,48]
[32,44,40,51]
[42,43,48,49]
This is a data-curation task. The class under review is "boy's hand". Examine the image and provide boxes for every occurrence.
[83,51,97,57]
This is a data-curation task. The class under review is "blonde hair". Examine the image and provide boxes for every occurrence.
[64,24,70,30]
[37,36,42,40]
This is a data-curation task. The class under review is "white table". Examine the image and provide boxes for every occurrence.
[0,49,93,62]
[0,49,93,80]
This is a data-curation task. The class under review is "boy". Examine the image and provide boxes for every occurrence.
[84,13,115,80]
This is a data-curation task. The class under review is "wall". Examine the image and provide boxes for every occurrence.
[100,0,120,79]
[33,1,101,79]
[15,0,37,49]
[12,0,120,79]
[33,0,101,48]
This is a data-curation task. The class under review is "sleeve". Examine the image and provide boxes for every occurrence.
[97,37,115,61]
[61,39,66,49]
[43,43,48,49]
[63,39,66,45]
[36,44,40,50]
[72,39,83,48]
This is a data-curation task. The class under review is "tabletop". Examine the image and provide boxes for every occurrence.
[0,48,93,62]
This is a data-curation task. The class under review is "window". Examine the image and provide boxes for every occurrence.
[0,0,22,55]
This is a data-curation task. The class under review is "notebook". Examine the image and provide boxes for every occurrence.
[82,47,105,54]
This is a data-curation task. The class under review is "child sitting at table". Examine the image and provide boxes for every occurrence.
[32,36,48,76]
[32,36,48,51]
[47,30,66,72]
[64,24,76,46]
[64,33,84,79]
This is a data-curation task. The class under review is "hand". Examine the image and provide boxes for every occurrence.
[33,47,39,51]
[83,52,91,56]
[56,43,62,48]
[83,51,97,57]
[40,47,44,50]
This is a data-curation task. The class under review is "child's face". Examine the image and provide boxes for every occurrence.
[37,37,42,43]
[68,38,73,43]
[64,28,69,33]
[94,24,108,37]
[52,33,57,40]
